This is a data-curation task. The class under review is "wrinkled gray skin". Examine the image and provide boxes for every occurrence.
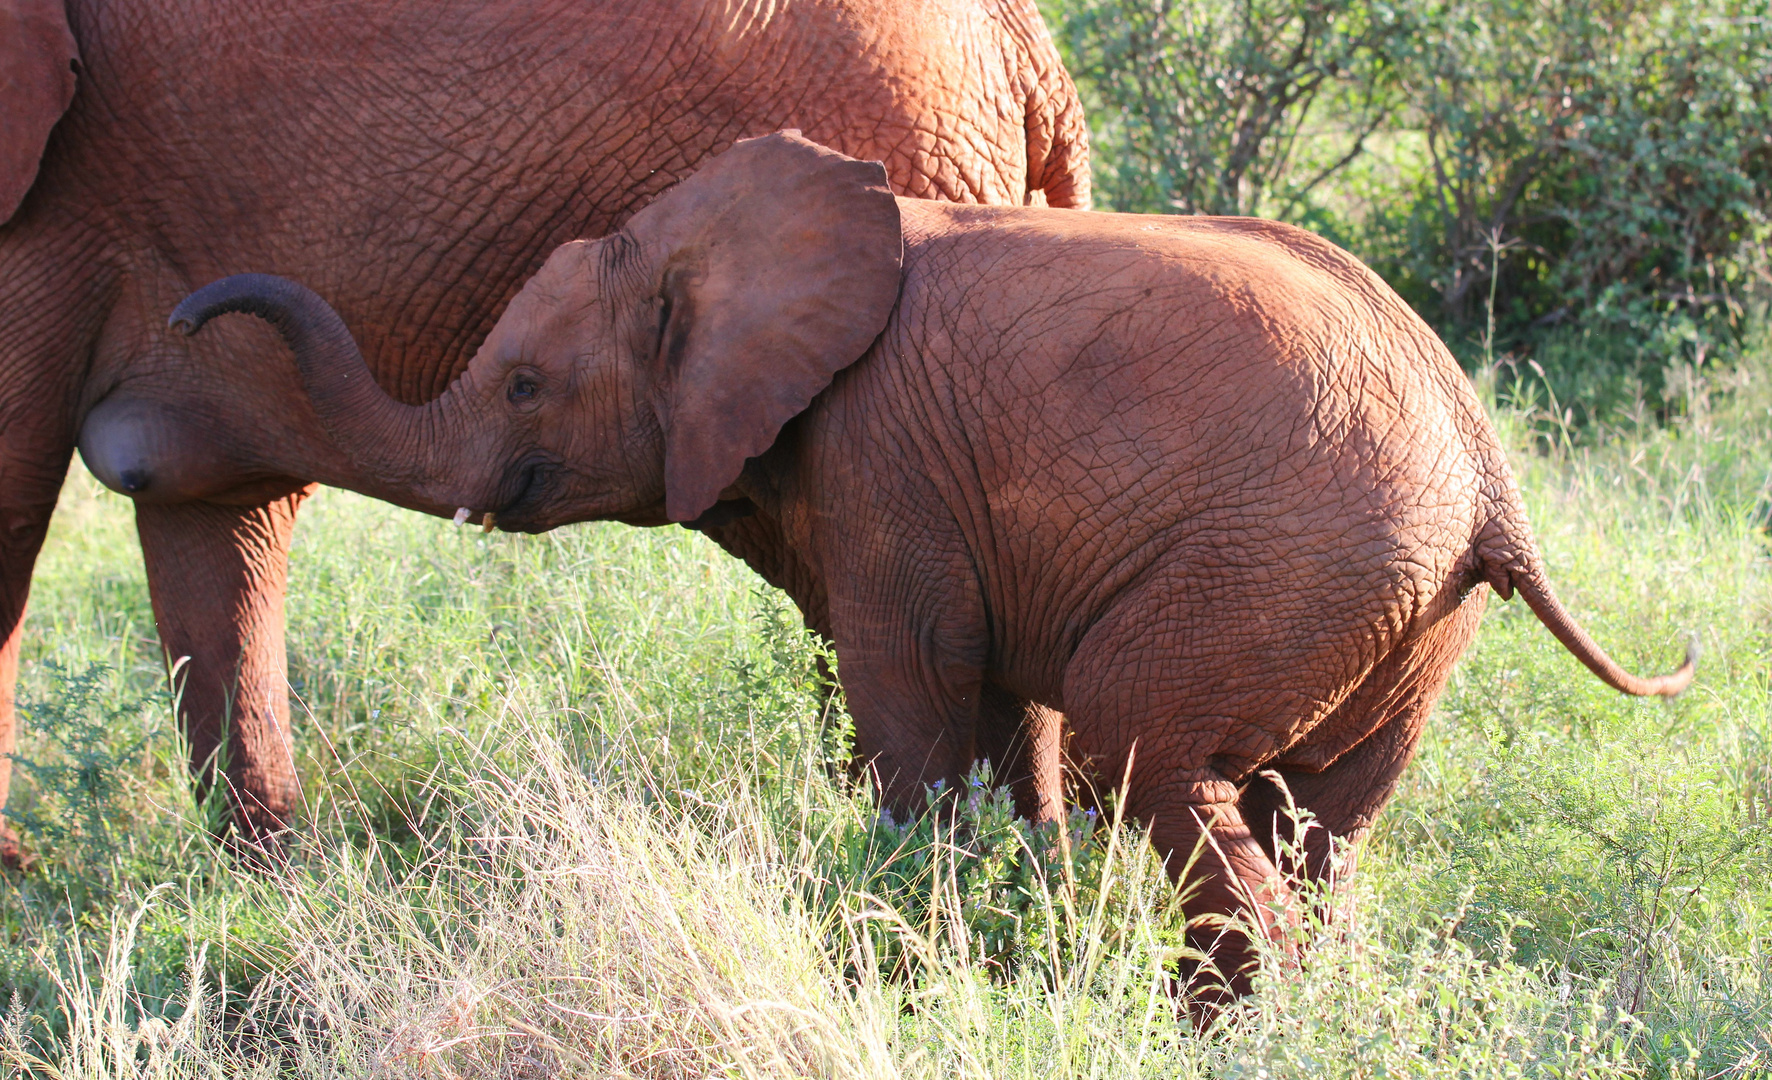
[0,0,1088,851]
[178,134,1693,994]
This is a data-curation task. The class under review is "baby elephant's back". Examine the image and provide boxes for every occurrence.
[892,203,1490,640]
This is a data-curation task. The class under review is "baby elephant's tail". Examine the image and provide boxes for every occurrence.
[1480,547,1696,698]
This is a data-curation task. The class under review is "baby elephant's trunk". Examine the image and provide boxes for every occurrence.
[170,274,454,504]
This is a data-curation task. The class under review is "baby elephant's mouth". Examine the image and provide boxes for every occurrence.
[486,457,559,533]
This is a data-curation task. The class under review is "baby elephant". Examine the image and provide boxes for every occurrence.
[174,132,1692,993]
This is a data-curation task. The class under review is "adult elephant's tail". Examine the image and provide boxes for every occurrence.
[996,0,1092,210]
[1024,78,1091,210]
[1477,526,1696,698]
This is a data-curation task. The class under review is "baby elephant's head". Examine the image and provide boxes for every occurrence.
[171,132,904,531]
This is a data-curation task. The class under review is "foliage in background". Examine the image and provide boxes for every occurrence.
[1056,0,1405,217]
[1047,0,1772,420]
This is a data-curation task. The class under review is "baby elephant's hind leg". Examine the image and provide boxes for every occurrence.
[1241,591,1487,904]
[974,684,1064,824]
[1135,773,1299,998]
[1239,713,1419,918]
[1059,573,1334,998]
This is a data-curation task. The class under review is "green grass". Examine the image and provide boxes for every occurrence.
[2,353,1771,1076]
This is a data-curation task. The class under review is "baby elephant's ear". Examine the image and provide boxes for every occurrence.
[0,0,79,223]
[627,131,904,523]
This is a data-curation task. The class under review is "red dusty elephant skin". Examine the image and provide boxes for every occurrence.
[0,0,1089,855]
[176,134,1694,992]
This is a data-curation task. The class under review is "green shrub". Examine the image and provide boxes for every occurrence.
[5,662,167,885]
[1050,0,1406,218]
[1047,0,1772,420]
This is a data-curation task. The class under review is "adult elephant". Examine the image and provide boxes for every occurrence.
[0,0,1089,854]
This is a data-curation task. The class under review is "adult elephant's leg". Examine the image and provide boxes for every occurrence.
[1240,590,1488,898]
[0,440,74,866]
[0,216,113,865]
[974,684,1064,823]
[136,488,313,847]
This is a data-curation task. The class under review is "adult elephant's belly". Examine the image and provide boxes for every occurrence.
[66,0,1088,505]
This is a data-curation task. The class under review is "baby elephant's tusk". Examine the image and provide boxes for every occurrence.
[481,511,497,533]
[453,507,472,526]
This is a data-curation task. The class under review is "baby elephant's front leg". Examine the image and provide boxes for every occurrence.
[825,552,991,814]
[837,647,984,814]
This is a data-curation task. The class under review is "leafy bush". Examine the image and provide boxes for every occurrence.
[5,662,165,881]
[1047,0,1772,419]
[1054,0,1406,217]
[1376,0,1771,406]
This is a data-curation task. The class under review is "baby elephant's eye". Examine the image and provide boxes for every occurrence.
[507,373,540,404]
